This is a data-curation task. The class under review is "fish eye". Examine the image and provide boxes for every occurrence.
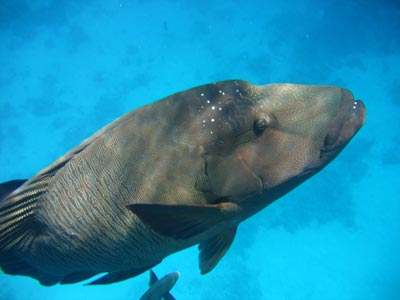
[254,116,270,134]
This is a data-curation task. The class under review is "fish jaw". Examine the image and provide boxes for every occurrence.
[317,89,366,166]
[296,88,366,180]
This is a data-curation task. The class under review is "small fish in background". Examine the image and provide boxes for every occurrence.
[139,270,179,300]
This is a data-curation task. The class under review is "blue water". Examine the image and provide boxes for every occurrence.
[0,0,399,299]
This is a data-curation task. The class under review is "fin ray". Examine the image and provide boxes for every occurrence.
[0,194,41,252]
[199,227,237,274]
[0,171,56,254]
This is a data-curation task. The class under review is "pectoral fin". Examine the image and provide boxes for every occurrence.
[199,227,237,274]
[127,202,240,240]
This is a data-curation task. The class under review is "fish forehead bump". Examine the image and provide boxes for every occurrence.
[168,80,257,153]
[249,84,346,143]
[257,84,342,117]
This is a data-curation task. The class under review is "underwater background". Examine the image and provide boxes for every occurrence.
[0,0,399,299]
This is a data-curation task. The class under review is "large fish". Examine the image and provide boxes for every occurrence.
[0,80,365,286]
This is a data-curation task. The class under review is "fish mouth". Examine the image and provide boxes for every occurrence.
[321,88,366,158]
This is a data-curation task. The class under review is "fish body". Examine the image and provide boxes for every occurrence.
[139,270,179,300]
[0,80,365,285]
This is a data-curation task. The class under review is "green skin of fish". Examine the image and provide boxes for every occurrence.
[0,80,365,285]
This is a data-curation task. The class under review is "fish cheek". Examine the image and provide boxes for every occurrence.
[204,152,263,200]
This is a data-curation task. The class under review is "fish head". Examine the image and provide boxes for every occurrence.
[169,271,180,285]
[200,81,365,205]
[239,83,366,202]
[163,271,180,290]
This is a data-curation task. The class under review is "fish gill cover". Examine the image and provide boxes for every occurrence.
[0,0,398,299]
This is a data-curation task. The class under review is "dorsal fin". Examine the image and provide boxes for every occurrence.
[0,178,63,286]
[0,146,75,254]
[0,178,47,252]
[149,269,158,286]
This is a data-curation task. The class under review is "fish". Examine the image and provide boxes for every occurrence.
[0,80,366,286]
[139,270,179,300]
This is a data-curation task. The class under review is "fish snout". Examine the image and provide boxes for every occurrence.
[322,88,366,155]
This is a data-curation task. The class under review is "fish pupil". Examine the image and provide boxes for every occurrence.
[254,118,268,134]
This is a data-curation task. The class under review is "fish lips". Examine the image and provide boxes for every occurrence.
[320,88,366,160]
[302,89,366,178]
